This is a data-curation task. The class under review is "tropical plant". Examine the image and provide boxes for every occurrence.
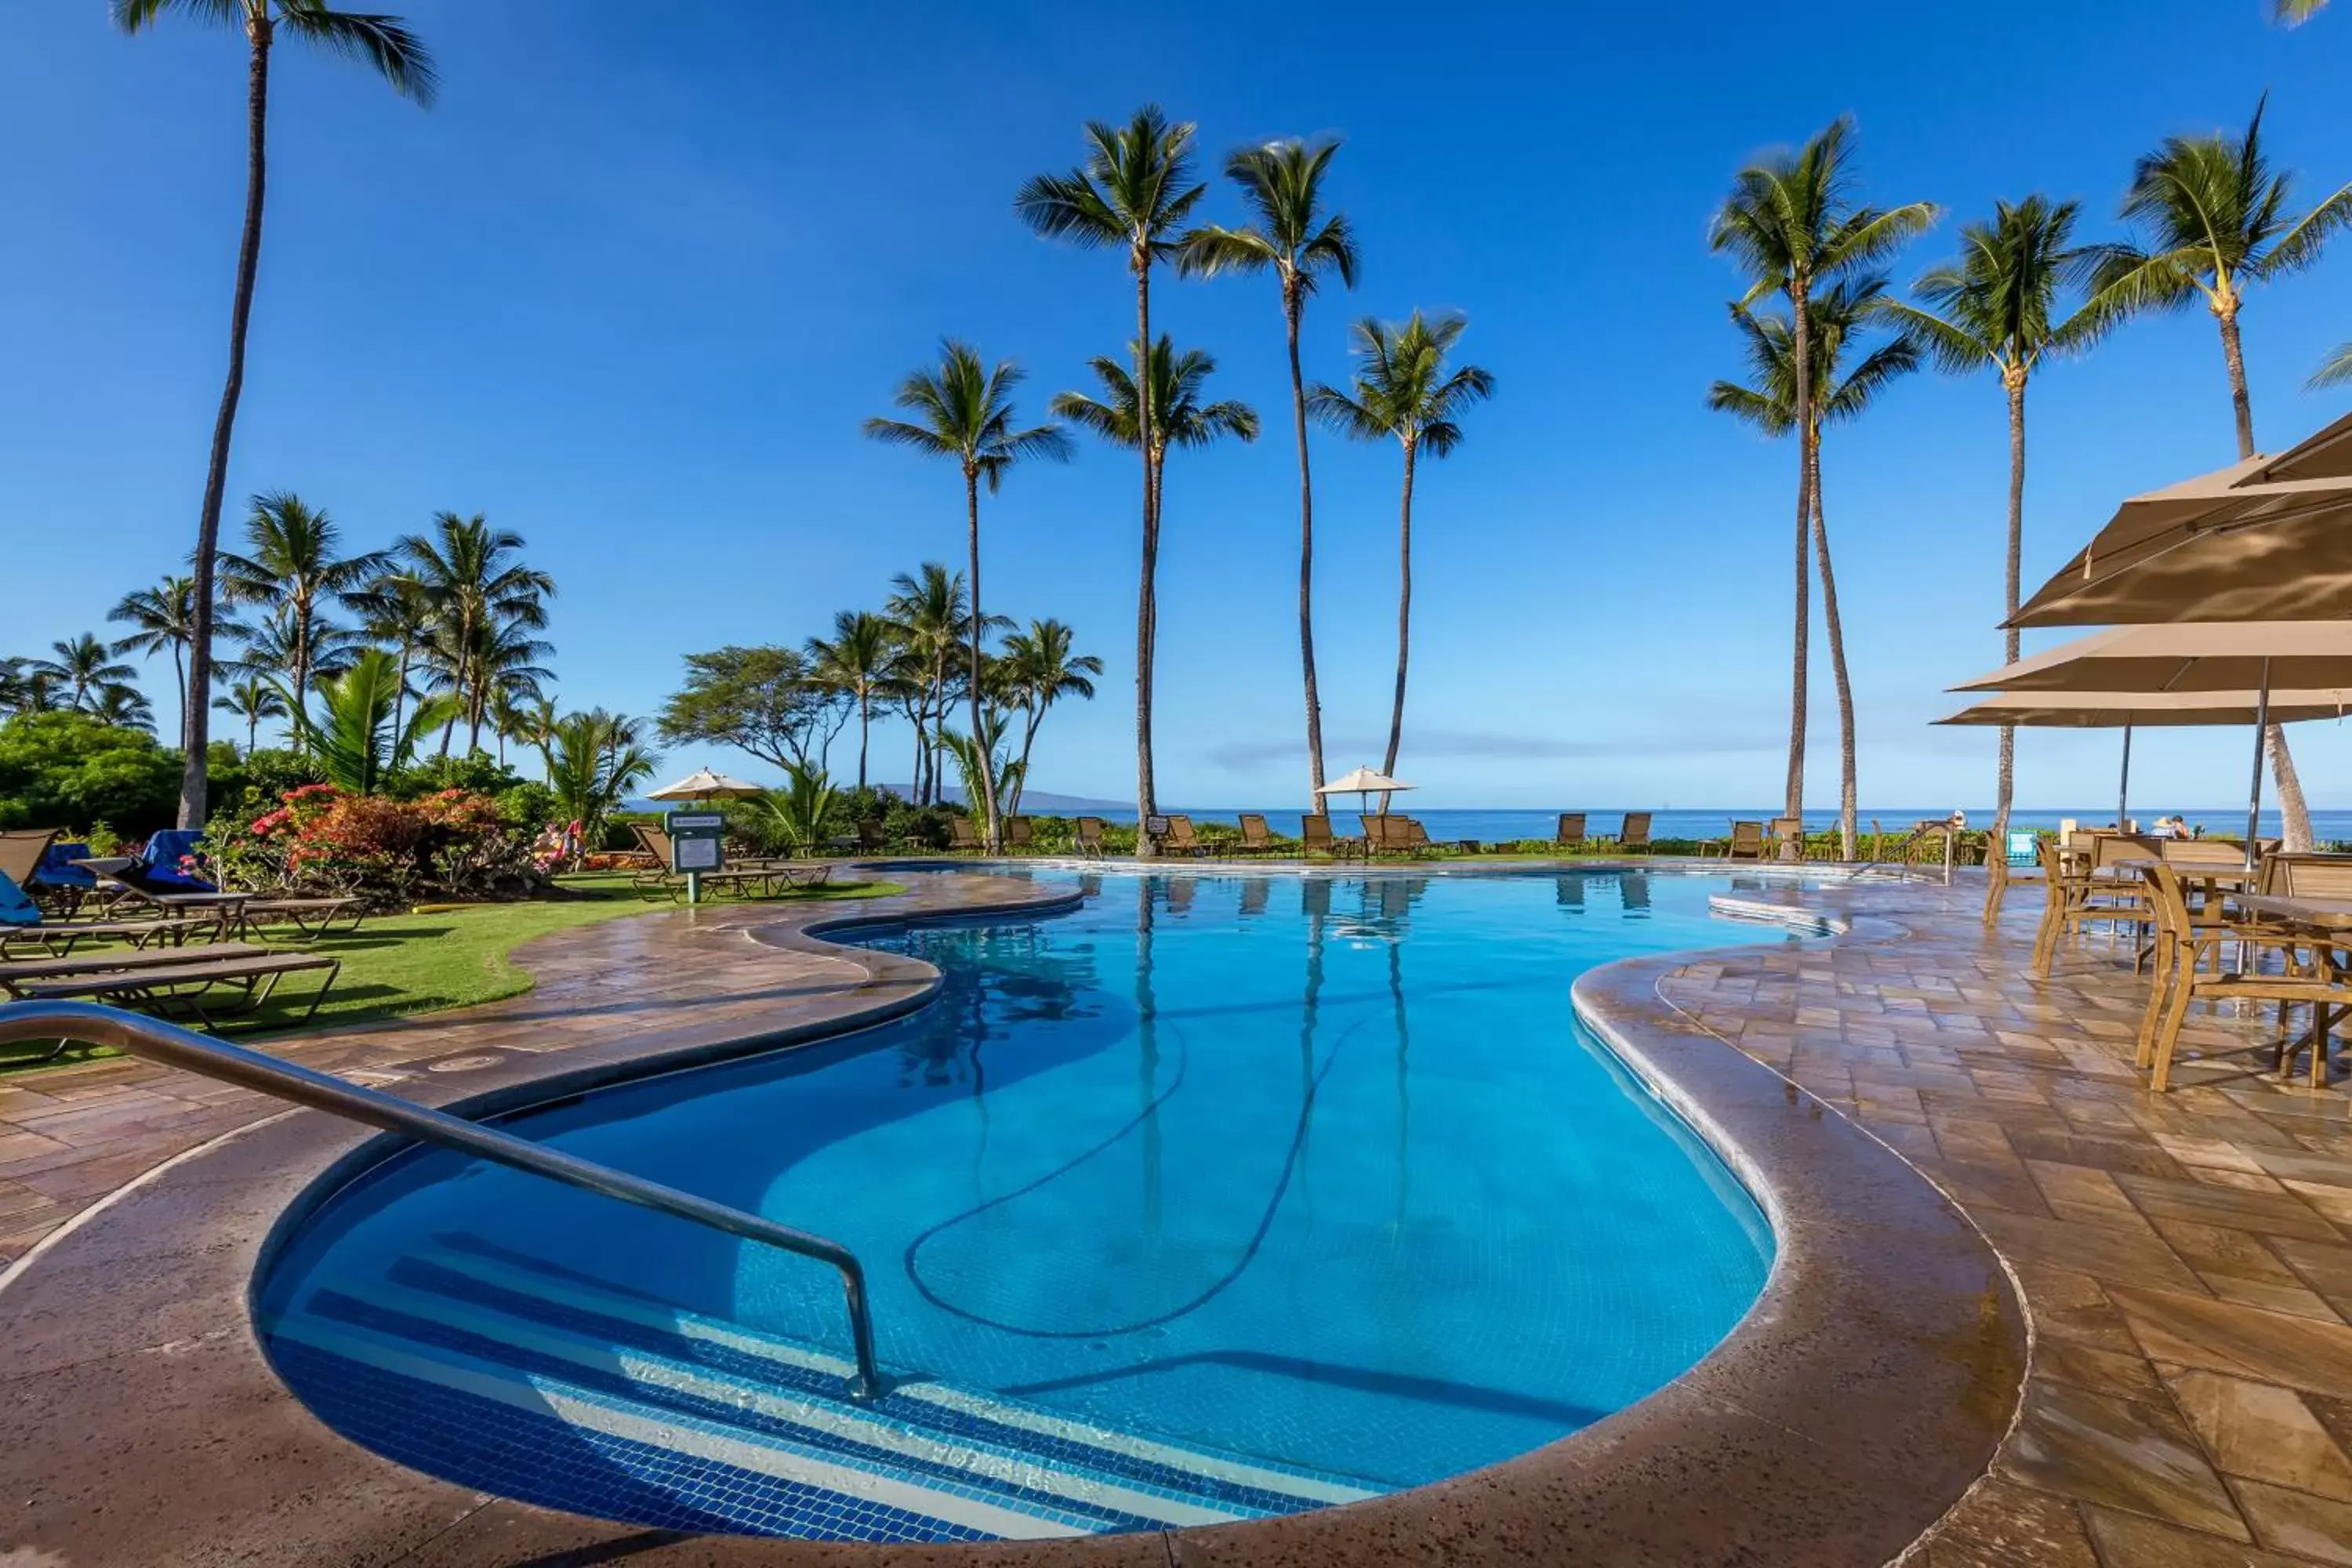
[1015,104,1207,852]
[218,602,362,695]
[0,659,44,717]
[935,714,1024,826]
[29,633,143,715]
[107,575,198,745]
[280,648,456,795]
[1181,138,1359,806]
[884,563,997,804]
[1308,311,1495,793]
[544,710,658,861]
[1882,196,2100,844]
[806,610,898,791]
[393,511,556,755]
[760,763,843,855]
[113,0,436,830]
[89,684,157,732]
[212,675,289,753]
[996,619,1103,815]
[347,568,434,731]
[1709,275,1922,858]
[216,490,387,717]
[865,341,1070,850]
[2314,343,2352,388]
[1709,117,1938,856]
[2084,97,2352,849]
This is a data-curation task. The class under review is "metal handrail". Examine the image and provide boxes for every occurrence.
[0,1000,883,1401]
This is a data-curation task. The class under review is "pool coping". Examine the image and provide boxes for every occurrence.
[0,864,2024,1566]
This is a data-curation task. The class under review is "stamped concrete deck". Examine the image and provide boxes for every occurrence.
[0,862,2347,1564]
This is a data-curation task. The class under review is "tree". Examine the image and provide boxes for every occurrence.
[546,710,658,861]
[30,633,143,714]
[658,645,845,775]
[884,564,977,804]
[1710,118,1938,857]
[107,575,198,747]
[996,619,1103,815]
[2314,344,2352,388]
[1308,311,1494,794]
[393,512,555,755]
[113,0,435,831]
[90,685,157,733]
[1015,105,1207,853]
[280,648,454,795]
[1882,197,2100,848]
[1710,275,1922,858]
[1181,137,1359,807]
[348,568,434,732]
[0,710,183,834]
[864,341,1070,849]
[2085,97,2352,849]
[217,490,387,718]
[760,763,843,856]
[806,610,898,791]
[212,675,289,753]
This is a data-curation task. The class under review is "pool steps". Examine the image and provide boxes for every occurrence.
[261,1236,1373,1542]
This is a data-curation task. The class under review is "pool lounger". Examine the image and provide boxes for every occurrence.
[1,946,341,1046]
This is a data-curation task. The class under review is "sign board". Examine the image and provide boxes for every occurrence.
[1145,815,1171,837]
[2005,829,2038,867]
[665,810,727,876]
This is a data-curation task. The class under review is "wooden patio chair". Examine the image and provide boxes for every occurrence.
[1617,812,1654,855]
[1161,815,1211,858]
[2137,859,2347,1092]
[947,815,983,853]
[1236,814,1278,856]
[1711,820,1765,861]
[1301,815,1356,860]
[1074,816,1109,858]
[1003,815,1034,851]
[1766,816,1805,860]
[1554,813,1587,852]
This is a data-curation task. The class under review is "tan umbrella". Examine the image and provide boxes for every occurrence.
[2011,414,2352,629]
[646,768,766,804]
[1315,766,1414,817]
[1951,622,2352,695]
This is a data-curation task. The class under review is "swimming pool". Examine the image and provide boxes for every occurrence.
[256,868,1795,1541]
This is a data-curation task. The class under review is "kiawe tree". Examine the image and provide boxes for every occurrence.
[1181,137,1359,808]
[1308,310,1494,797]
[112,0,435,829]
[1015,106,1206,855]
[864,341,1070,851]
[2084,96,2352,850]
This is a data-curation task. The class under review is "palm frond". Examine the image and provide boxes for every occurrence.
[275,2,438,104]
[111,0,241,31]
[2310,341,2352,390]
[2257,180,2352,278]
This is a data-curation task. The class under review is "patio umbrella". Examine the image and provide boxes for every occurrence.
[1316,766,1414,818]
[1934,689,2352,835]
[1951,622,2352,695]
[646,768,767,805]
[2009,413,2352,629]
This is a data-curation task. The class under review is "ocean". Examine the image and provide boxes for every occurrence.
[1073,807,2339,843]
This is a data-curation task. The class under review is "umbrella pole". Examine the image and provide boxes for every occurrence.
[2245,659,2273,872]
[2118,723,2132,832]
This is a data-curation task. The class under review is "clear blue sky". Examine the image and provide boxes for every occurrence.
[5,1,2350,810]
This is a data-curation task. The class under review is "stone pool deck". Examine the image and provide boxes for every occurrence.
[0,862,2347,1564]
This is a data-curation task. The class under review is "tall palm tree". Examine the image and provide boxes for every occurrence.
[2085,98,2352,850]
[219,602,362,695]
[114,0,434,829]
[1709,118,1938,856]
[0,659,42,717]
[91,685,157,733]
[107,575,198,746]
[348,568,434,733]
[394,512,556,756]
[1015,105,1207,852]
[1308,311,1494,791]
[807,610,898,791]
[1709,275,1922,858]
[1881,197,2100,847]
[31,634,143,713]
[885,564,972,805]
[1181,138,1359,806]
[997,619,1105,814]
[212,674,289,753]
[217,490,387,717]
[865,343,1071,848]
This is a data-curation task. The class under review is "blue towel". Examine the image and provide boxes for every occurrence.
[137,829,219,892]
[0,871,40,927]
[30,842,95,890]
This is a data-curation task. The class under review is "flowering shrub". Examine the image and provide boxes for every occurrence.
[205,785,543,906]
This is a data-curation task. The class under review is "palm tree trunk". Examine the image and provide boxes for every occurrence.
[1133,249,1159,855]
[964,469,1001,851]
[856,695,870,791]
[1809,433,1857,860]
[1015,705,1043,818]
[1287,284,1327,807]
[180,21,273,827]
[170,644,187,754]
[1381,440,1418,793]
[2218,299,2313,850]
[247,711,259,755]
[1783,281,1814,861]
[1994,372,2026,850]
[392,643,411,735]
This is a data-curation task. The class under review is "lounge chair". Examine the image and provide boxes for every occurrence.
[0,942,340,1040]
[854,819,887,854]
[2136,858,2345,1091]
[1301,814,1358,860]
[27,840,99,915]
[1394,816,1440,857]
[1555,814,1587,853]
[1161,815,1211,858]
[1765,816,1806,861]
[0,866,223,958]
[1236,814,1278,856]
[947,815,983,853]
[0,829,60,891]
[1709,820,1766,861]
[1617,812,1654,855]
[1004,816,1034,851]
[86,862,362,940]
[1074,816,1109,858]
[629,824,830,899]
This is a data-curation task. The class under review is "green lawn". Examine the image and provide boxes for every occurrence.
[2,872,905,1075]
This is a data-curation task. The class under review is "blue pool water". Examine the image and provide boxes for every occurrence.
[257,869,1792,1540]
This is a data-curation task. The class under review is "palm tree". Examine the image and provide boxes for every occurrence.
[394,512,556,755]
[807,610,898,790]
[31,634,143,713]
[114,0,434,829]
[1709,276,1922,858]
[107,575,198,746]
[545,710,659,859]
[217,490,387,717]
[1181,138,1359,805]
[0,659,38,717]
[1015,105,1207,852]
[219,602,362,695]
[866,343,1070,848]
[997,619,1104,814]
[1881,197,2100,847]
[2313,343,2352,387]
[2085,98,2352,850]
[1308,311,1495,792]
[90,684,157,732]
[212,675,289,753]
[281,648,453,794]
[1710,118,1938,856]
[348,568,434,732]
